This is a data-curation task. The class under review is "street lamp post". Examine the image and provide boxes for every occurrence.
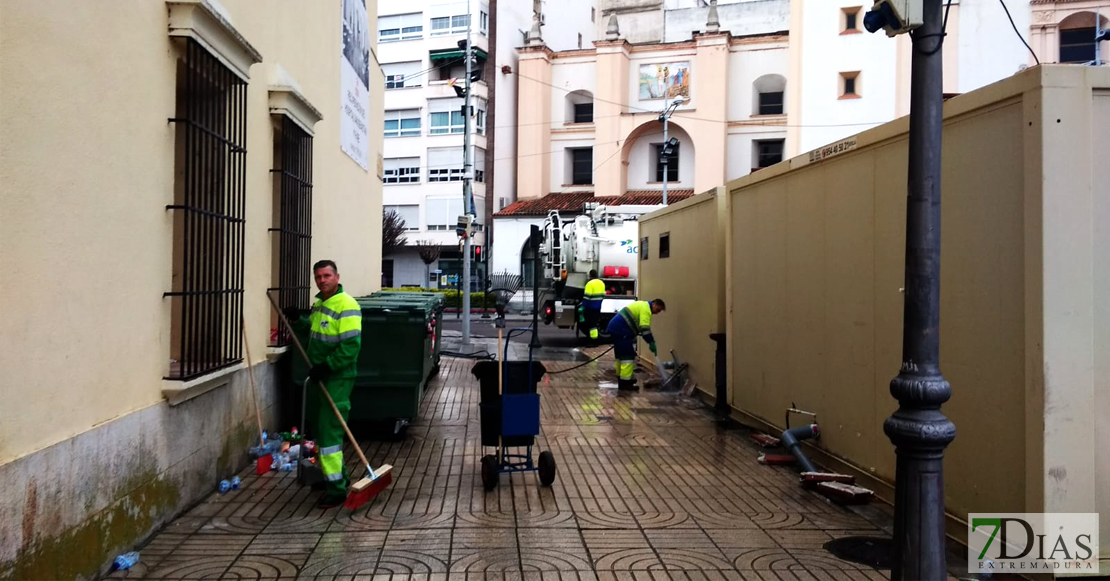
[658,92,683,206]
[864,0,955,578]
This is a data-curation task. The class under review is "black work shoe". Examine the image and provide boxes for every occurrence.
[618,379,637,391]
[316,492,346,509]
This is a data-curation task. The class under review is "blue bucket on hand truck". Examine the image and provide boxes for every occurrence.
[471,325,556,491]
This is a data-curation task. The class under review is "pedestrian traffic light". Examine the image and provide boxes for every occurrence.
[474,245,483,263]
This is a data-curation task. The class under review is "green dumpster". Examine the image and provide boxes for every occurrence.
[357,292,445,375]
[286,291,445,436]
[350,292,445,430]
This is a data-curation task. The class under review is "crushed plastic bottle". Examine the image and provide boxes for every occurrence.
[218,479,230,494]
[111,551,140,571]
[230,476,241,490]
[286,444,301,461]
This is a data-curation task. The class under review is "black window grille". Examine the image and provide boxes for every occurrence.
[654,143,679,182]
[571,148,593,184]
[759,91,784,115]
[574,103,594,123]
[165,39,247,380]
[756,139,785,169]
[269,116,314,347]
[1059,28,1096,63]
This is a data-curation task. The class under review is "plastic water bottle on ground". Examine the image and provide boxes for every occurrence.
[111,551,140,571]
[218,479,230,494]
[230,476,240,490]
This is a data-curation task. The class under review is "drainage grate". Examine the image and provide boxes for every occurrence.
[823,536,894,570]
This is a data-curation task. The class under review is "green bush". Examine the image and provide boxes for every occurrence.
[381,287,496,309]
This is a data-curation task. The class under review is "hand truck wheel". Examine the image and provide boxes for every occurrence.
[481,454,499,490]
[538,450,556,487]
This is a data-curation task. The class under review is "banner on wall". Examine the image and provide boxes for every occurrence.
[341,0,370,170]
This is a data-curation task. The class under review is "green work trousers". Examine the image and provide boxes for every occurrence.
[306,377,354,496]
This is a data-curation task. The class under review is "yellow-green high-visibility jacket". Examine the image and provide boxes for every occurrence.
[293,285,362,380]
[618,300,655,344]
[583,278,606,308]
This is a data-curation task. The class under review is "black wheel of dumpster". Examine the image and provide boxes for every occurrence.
[538,450,556,486]
[430,363,440,377]
[481,455,499,490]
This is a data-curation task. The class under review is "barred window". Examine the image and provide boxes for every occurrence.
[269,117,313,347]
[166,39,247,380]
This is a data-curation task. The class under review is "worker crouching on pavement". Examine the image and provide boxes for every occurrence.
[582,270,606,343]
[605,298,665,390]
[283,260,363,509]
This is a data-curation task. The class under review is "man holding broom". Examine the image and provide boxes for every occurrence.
[284,260,362,509]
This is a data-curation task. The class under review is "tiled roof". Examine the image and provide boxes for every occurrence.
[493,190,696,217]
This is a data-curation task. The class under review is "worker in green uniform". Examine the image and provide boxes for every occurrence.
[581,270,607,344]
[606,298,665,390]
[284,260,362,509]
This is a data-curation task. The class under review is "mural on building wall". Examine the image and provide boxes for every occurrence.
[638,62,691,100]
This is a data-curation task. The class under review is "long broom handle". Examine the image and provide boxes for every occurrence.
[241,315,266,448]
[266,291,375,473]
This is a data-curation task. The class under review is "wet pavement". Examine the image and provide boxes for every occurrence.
[108,344,982,580]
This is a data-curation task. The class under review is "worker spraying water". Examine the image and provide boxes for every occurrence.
[606,298,666,391]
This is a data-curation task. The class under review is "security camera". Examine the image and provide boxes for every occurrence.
[863,0,923,37]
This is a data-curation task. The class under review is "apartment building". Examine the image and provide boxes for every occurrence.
[378,0,596,289]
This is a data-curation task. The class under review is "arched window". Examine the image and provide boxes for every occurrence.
[752,74,786,116]
[521,239,536,288]
[1057,12,1109,64]
[566,90,594,124]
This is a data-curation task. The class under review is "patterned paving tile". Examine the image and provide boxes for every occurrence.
[140,347,922,580]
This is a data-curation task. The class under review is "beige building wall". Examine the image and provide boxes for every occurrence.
[638,189,727,397]
[725,65,1108,551]
[641,65,1108,558]
[0,1,383,578]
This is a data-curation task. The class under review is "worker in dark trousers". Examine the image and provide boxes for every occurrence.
[605,298,665,390]
[581,270,606,344]
[284,260,362,509]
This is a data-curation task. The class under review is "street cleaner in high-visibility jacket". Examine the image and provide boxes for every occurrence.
[284,260,362,509]
[581,270,607,343]
[605,298,665,391]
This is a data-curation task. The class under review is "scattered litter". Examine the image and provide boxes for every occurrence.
[757,452,797,465]
[218,479,231,494]
[816,481,874,504]
[230,476,241,490]
[750,433,781,448]
[800,471,855,485]
[110,551,140,572]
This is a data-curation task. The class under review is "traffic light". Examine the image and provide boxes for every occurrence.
[473,245,484,263]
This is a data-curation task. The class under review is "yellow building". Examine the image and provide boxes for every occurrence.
[0,1,383,578]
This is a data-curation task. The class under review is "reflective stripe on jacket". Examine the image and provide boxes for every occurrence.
[301,285,362,379]
[617,300,654,344]
[583,278,606,307]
